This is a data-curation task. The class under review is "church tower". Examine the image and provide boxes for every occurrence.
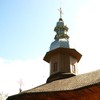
[44,8,82,83]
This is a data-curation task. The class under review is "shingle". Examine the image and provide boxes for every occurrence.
[21,69,100,93]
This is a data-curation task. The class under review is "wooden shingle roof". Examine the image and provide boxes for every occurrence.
[22,69,100,93]
[7,70,100,100]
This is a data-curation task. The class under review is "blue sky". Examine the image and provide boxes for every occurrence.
[0,0,87,60]
[0,0,100,96]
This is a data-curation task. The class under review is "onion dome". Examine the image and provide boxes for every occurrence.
[54,18,69,40]
[50,8,70,51]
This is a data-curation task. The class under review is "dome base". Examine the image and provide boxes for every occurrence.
[46,72,75,83]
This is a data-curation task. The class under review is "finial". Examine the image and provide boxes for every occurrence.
[58,8,63,19]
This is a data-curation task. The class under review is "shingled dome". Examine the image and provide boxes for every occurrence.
[50,38,69,51]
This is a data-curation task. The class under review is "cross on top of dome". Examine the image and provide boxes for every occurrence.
[58,8,63,19]
[54,8,69,40]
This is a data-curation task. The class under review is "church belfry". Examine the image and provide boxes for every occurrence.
[44,8,82,83]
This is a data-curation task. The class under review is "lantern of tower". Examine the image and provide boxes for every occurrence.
[44,8,82,83]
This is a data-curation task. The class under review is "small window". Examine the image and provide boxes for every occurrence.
[53,63,57,72]
[72,65,76,73]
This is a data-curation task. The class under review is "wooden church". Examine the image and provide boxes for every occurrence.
[7,8,100,100]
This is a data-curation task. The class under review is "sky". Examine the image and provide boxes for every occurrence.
[0,0,100,96]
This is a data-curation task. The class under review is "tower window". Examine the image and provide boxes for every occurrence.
[72,64,76,73]
[53,63,57,72]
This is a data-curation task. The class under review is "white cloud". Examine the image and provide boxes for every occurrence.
[71,0,100,74]
[0,57,6,63]
[0,56,49,95]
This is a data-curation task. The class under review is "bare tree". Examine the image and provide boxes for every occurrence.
[0,92,8,100]
[18,79,24,93]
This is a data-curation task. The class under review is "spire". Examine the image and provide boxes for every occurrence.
[44,8,82,83]
[54,8,69,40]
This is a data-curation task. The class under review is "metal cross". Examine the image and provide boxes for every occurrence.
[58,8,63,18]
